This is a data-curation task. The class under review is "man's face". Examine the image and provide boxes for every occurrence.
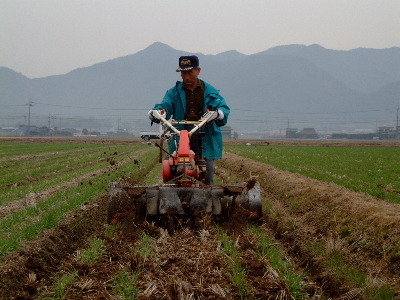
[181,68,201,89]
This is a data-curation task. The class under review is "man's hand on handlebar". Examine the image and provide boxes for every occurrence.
[216,109,224,120]
[148,109,166,124]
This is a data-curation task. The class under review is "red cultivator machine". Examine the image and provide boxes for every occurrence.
[108,110,262,225]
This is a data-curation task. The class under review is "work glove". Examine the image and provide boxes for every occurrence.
[203,110,219,125]
[216,109,224,120]
[148,110,160,124]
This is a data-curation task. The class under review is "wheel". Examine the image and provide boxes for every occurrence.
[162,159,171,183]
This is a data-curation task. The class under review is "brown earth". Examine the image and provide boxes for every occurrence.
[218,152,400,298]
[0,149,147,219]
[2,136,399,147]
[0,138,399,299]
[225,138,400,147]
[0,136,142,145]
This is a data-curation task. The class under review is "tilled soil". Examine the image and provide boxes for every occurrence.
[1,142,399,299]
[0,148,146,219]
[218,152,400,298]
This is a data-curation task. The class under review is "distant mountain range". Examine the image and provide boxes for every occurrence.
[1,42,399,135]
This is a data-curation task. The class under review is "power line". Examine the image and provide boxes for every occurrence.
[32,101,148,111]
[4,102,394,115]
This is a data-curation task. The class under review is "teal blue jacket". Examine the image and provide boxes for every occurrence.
[153,80,230,160]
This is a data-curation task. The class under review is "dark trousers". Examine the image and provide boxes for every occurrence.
[185,125,214,185]
[205,159,214,185]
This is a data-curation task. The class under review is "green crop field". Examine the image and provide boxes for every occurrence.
[225,144,400,203]
[0,142,158,257]
[1,140,400,299]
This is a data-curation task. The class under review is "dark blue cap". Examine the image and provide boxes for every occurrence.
[176,55,199,72]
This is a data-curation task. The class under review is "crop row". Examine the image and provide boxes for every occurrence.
[0,144,159,257]
[217,151,398,299]
[225,144,400,203]
[0,142,104,160]
[39,223,309,299]
[0,145,147,207]
[0,147,121,188]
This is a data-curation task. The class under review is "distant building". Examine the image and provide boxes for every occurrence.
[331,132,376,140]
[0,127,18,136]
[17,125,73,136]
[18,125,49,136]
[297,128,319,139]
[285,127,318,139]
[377,126,396,140]
[221,126,233,138]
[285,128,298,138]
[331,126,398,140]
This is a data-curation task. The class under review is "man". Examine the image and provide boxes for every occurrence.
[149,55,230,185]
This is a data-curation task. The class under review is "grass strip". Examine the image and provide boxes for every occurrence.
[105,223,120,239]
[248,226,306,299]
[77,237,107,265]
[305,240,395,299]
[1,159,109,206]
[0,144,110,170]
[0,149,159,257]
[0,152,127,229]
[0,143,103,160]
[42,269,79,300]
[113,269,141,299]
[225,145,400,203]
[217,229,251,297]
[40,235,110,298]
[145,162,162,185]
[132,232,156,260]
[0,146,144,206]
[0,146,115,186]
[112,233,156,299]
[326,250,395,300]
[0,144,137,187]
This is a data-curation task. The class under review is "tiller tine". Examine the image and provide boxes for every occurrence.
[107,181,262,224]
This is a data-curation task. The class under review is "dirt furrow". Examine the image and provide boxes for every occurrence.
[0,194,110,299]
[0,149,158,299]
[137,227,235,299]
[57,225,234,299]
[0,149,309,299]
[23,216,307,299]
[0,150,149,219]
[218,151,400,298]
[1,150,135,189]
[0,146,111,164]
[3,142,399,299]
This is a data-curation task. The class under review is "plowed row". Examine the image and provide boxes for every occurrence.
[1,138,399,299]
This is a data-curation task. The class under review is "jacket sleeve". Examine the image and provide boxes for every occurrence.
[152,88,176,120]
[206,93,230,127]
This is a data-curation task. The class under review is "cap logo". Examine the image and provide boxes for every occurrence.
[181,59,191,66]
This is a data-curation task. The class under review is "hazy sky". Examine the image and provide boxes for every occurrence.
[2,0,400,78]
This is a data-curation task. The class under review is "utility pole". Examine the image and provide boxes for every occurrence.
[48,113,51,136]
[397,106,399,140]
[26,100,33,136]
[117,116,121,131]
